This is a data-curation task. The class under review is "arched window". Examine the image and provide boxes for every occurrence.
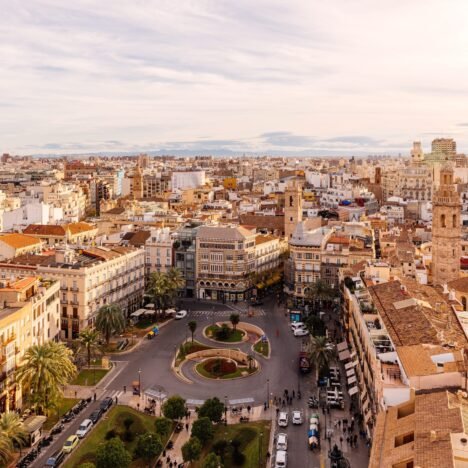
[462,296,467,311]
[453,214,457,228]
[441,214,446,228]
[289,195,294,207]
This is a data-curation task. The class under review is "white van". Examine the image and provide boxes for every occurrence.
[76,419,93,438]
[290,322,306,332]
[276,433,288,451]
[278,411,289,427]
[275,450,287,467]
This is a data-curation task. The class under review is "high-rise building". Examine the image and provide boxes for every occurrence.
[431,164,461,285]
[431,138,456,157]
[284,180,303,239]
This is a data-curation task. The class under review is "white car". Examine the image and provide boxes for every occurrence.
[276,433,288,451]
[292,410,303,425]
[278,411,289,427]
[76,419,93,438]
[293,328,309,337]
[275,450,287,468]
[175,310,188,319]
[290,322,306,332]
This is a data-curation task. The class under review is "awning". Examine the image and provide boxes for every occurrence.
[145,303,155,309]
[337,341,348,352]
[130,309,146,318]
[338,349,351,361]
[346,369,355,378]
[229,397,255,406]
[186,399,205,406]
[345,360,358,369]
[347,376,357,385]
[23,416,46,433]
[144,388,167,400]
[348,386,359,397]
[144,309,156,315]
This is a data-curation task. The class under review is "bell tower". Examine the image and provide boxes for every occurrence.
[432,164,461,286]
[284,180,303,239]
[133,164,144,200]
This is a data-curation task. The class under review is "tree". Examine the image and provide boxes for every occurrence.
[162,395,186,421]
[0,434,13,466]
[182,437,202,464]
[77,329,101,367]
[246,354,254,370]
[135,432,163,465]
[78,464,96,468]
[95,437,131,468]
[308,335,335,378]
[0,413,27,451]
[202,453,223,468]
[95,304,126,346]
[191,417,213,445]
[16,341,77,414]
[166,267,185,301]
[229,313,240,331]
[147,271,170,315]
[212,439,228,462]
[154,417,172,437]
[305,280,336,310]
[188,321,197,343]
[198,397,225,423]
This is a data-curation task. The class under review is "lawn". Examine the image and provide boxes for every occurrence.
[43,398,79,430]
[196,359,257,380]
[72,368,110,386]
[254,340,269,357]
[206,325,245,342]
[176,340,212,366]
[195,421,271,468]
[64,406,169,468]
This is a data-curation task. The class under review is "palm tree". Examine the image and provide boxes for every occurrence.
[188,321,197,343]
[147,272,170,315]
[166,268,185,298]
[0,413,27,452]
[246,354,254,370]
[77,329,101,367]
[0,434,13,466]
[229,313,240,331]
[307,335,335,379]
[305,280,336,310]
[16,341,77,414]
[95,304,125,346]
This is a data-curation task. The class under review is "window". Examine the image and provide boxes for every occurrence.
[453,214,457,228]
[441,214,446,228]
[394,432,414,448]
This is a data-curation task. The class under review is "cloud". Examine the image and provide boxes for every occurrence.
[260,132,316,147]
[324,136,383,146]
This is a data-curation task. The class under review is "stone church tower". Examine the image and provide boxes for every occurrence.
[432,164,461,286]
[284,180,303,239]
[133,164,144,200]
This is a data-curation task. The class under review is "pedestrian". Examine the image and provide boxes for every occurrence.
[346,436,350,445]
[276,408,280,416]
[354,434,358,446]
[93,392,96,402]
[343,426,347,434]
[247,405,251,414]
[292,390,295,399]
[327,405,330,414]
[185,423,189,431]
[166,456,171,464]
[123,385,126,393]
[266,451,271,459]
[338,420,341,427]
[264,402,267,411]
[115,396,118,405]
[282,399,285,407]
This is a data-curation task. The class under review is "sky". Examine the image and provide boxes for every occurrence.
[1,0,468,156]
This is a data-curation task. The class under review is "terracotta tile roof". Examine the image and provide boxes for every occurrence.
[328,235,350,245]
[67,222,96,235]
[0,277,36,291]
[448,277,468,294]
[255,234,277,245]
[0,234,42,249]
[23,224,66,236]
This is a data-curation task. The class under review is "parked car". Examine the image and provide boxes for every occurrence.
[62,435,79,454]
[45,449,65,467]
[76,419,93,438]
[275,450,288,467]
[278,411,289,427]
[100,397,113,412]
[276,433,288,451]
[293,328,309,337]
[292,410,303,425]
[89,409,103,424]
[290,322,306,332]
[175,310,188,319]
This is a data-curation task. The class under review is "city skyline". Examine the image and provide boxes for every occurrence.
[2,0,468,155]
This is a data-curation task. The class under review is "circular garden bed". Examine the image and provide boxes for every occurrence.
[205,324,245,343]
[196,357,258,380]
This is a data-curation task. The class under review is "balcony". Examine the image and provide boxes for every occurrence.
[60,298,68,304]
[60,285,68,291]
[71,286,79,292]
[70,300,79,306]
[2,334,16,346]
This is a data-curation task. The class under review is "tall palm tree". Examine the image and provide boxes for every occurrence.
[147,272,170,315]
[188,321,197,343]
[166,268,185,294]
[307,335,335,379]
[229,313,240,331]
[0,413,27,451]
[77,329,102,367]
[0,434,13,466]
[305,280,336,310]
[16,341,77,414]
[95,304,125,346]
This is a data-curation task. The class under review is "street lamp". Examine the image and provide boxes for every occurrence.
[138,368,142,397]
[92,358,96,386]
[224,395,228,424]
[266,379,270,409]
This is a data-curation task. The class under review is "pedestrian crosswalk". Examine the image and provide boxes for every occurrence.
[104,389,124,401]
[189,308,266,317]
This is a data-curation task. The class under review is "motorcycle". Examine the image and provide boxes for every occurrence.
[239,416,250,423]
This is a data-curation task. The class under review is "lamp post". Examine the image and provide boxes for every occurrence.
[138,368,142,397]
[92,358,96,386]
[224,395,228,424]
[266,379,270,409]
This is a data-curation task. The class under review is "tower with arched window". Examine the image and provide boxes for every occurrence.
[284,180,303,239]
[432,164,461,285]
